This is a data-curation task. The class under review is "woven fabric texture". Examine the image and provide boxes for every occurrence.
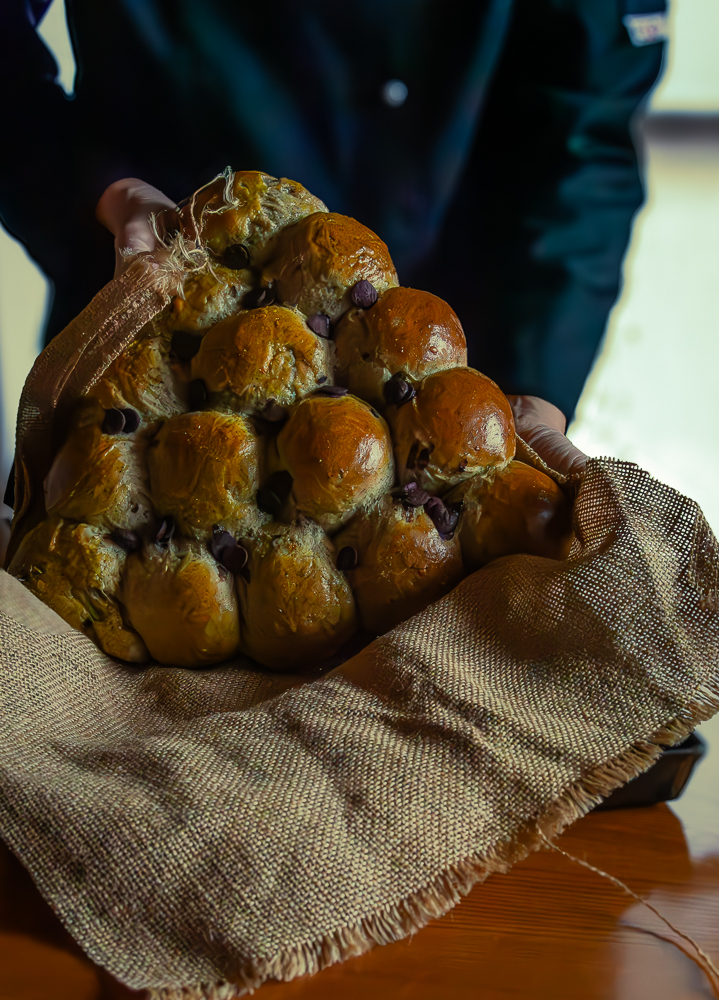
[0,266,718,999]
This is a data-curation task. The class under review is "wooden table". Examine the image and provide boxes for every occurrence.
[1,715,718,1000]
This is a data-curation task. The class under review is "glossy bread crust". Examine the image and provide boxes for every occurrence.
[334,287,467,407]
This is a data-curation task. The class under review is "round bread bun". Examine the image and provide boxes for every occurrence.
[87,321,184,420]
[387,367,516,494]
[334,287,468,407]
[121,538,241,666]
[8,517,149,662]
[147,411,261,537]
[333,494,464,635]
[448,461,574,570]
[261,212,398,320]
[43,398,153,531]
[275,392,394,532]
[179,170,327,259]
[166,266,253,333]
[190,305,332,413]
[237,519,357,671]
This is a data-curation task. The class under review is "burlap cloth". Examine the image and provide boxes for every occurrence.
[1,260,718,999]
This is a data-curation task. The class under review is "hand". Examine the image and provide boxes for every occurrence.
[506,395,587,477]
[95,178,177,278]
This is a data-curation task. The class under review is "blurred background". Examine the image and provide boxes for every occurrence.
[1,0,719,533]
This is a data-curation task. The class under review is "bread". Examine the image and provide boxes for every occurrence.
[121,537,241,667]
[147,411,262,537]
[8,517,149,663]
[333,494,464,634]
[387,367,516,494]
[261,212,399,320]
[447,461,574,570]
[190,305,332,413]
[43,397,153,532]
[333,287,467,408]
[274,392,394,532]
[237,520,357,670]
[11,168,574,671]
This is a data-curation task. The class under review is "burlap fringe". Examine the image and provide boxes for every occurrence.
[145,671,719,1000]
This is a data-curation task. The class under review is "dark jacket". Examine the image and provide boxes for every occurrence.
[0,0,665,417]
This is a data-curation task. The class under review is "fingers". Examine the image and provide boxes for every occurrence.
[95,178,178,277]
[506,394,567,435]
[507,394,587,477]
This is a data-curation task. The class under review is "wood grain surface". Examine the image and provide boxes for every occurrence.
[1,715,718,1000]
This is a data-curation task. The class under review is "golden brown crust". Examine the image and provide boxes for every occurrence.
[333,495,464,635]
[179,171,327,257]
[121,539,240,666]
[261,213,398,320]
[146,411,261,537]
[7,517,149,662]
[87,322,184,420]
[334,287,467,407]
[237,520,357,671]
[43,399,153,531]
[449,461,574,570]
[387,367,516,494]
[275,394,394,531]
[190,305,332,412]
[165,266,252,333]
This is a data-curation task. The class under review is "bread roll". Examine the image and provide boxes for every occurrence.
[147,411,261,537]
[8,517,149,663]
[190,305,332,413]
[334,287,467,407]
[448,461,574,570]
[274,392,394,531]
[87,321,184,420]
[387,367,516,494]
[121,538,241,666]
[238,520,357,671]
[261,212,398,320]
[179,170,327,258]
[333,494,464,635]
[43,398,153,531]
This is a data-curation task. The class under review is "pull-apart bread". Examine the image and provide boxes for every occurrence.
[8,170,574,670]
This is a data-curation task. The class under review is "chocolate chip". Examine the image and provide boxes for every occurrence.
[392,482,431,507]
[383,372,415,406]
[110,529,140,552]
[244,285,276,309]
[314,385,349,398]
[222,243,250,270]
[336,546,358,571]
[119,408,140,433]
[171,330,202,361]
[424,496,459,539]
[209,527,249,573]
[351,280,378,308]
[256,471,294,516]
[317,375,328,384]
[155,517,175,546]
[188,379,208,411]
[259,399,288,423]
[101,408,125,434]
[307,313,331,338]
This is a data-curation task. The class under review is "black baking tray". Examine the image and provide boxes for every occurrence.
[596,731,707,810]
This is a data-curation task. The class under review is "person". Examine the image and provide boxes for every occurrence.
[0,0,666,422]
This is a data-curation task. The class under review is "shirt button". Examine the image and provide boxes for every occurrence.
[381,79,408,108]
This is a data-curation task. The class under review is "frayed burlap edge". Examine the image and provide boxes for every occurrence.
[145,675,719,1000]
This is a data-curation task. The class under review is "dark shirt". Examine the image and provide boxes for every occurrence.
[0,0,665,418]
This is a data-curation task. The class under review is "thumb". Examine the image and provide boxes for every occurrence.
[96,178,178,277]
